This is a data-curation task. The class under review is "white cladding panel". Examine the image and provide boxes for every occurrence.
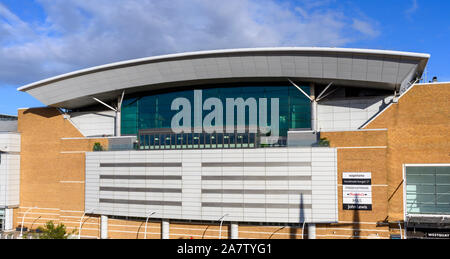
[0,133,20,208]
[85,148,338,224]
[0,120,17,132]
[0,133,20,153]
[69,111,115,137]
[317,96,393,131]
[0,154,21,207]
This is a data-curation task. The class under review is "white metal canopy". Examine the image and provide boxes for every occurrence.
[18,47,430,109]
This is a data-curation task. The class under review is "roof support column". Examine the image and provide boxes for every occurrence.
[115,110,121,137]
[93,92,125,137]
[116,91,125,137]
[310,83,318,132]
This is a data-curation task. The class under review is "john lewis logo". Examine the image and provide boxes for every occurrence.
[171,90,280,144]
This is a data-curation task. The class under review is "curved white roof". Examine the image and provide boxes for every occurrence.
[18,47,430,109]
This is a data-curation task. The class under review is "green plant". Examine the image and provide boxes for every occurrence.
[93,142,104,151]
[318,138,330,147]
[37,221,77,239]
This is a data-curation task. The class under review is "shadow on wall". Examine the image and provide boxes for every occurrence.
[22,107,61,119]
[136,221,145,239]
[353,198,361,240]
[69,111,116,119]
[319,95,391,110]
[362,98,392,128]
[290,193,306,239]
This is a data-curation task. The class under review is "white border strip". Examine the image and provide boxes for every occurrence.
[321,129,388,133]
[416,81,450,85]
[407,214,450,218]
[60,181,85,184]
[404,163,450,167]
[336,146,387,149]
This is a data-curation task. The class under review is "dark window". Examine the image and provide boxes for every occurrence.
[122,85,312,139]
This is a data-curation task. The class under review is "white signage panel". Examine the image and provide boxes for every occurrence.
[343,172,372,211]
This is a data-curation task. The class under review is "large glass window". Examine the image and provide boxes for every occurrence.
[121,98,138,136]
[121,85,311,139]
[406,166,450,215]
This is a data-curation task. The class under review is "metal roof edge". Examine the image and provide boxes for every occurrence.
[17,47,430,92]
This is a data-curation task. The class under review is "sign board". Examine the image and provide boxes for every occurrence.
[426,232,450,239]
[343,172,372,211]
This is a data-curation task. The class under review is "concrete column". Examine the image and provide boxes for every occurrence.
[115,110,121,137]
[115,95,123,137]
[100,215,108,239]
[307,224,316,239]
[310,83,316,99]
[230,222,239,239]
[161,219,170,239]
[310,83,317,131]
[4,208,13,231]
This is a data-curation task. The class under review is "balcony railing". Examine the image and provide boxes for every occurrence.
[99,130,322,152]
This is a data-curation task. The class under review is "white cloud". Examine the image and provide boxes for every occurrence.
[405,0,419,18]
[0,0,381,86]
[352,19,380,38]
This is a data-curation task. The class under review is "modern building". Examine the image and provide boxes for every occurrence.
[1,47,448,239]
[0,114,20,233]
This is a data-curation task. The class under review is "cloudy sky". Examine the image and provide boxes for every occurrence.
[1,0,449,114]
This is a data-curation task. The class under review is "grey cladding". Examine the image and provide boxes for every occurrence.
[100,162,182,167]
[202,162,311,167]
[201,176,312,181]
[85,148,338,224]
[100,175,182,180]
[100,199,182,207]
[202,189,312,195]
[100,187,182,193]
[202,202,312,210]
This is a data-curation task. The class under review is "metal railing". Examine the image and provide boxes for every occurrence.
[0,231,37,239]
[92,130,320,152]
[137,129,261,151]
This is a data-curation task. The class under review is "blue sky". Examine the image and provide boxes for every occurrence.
[0,0,449,115]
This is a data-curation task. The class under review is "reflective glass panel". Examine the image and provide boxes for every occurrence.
[122,85,312,141]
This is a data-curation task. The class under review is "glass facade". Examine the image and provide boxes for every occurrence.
[406,166,450,215]
[122,85,311,138]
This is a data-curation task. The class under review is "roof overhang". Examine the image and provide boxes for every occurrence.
[18,47,430,109]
